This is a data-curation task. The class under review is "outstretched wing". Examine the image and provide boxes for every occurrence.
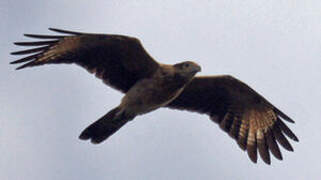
[11,28,160,93]
[167,75,298,164]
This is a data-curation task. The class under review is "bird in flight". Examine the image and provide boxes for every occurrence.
[11,28,298,164]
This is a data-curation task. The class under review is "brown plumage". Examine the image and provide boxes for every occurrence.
[11,28,298,164]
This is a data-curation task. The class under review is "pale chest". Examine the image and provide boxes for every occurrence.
[121,77,186,114]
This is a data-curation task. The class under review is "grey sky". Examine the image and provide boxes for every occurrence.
[1,1,320,179]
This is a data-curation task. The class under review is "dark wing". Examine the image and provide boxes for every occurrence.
[11,28,159,93]
[167,75,298,164]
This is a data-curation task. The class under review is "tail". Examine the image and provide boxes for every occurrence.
[79,107,135,144]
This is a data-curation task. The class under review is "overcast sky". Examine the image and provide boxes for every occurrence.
[1,1,321,179]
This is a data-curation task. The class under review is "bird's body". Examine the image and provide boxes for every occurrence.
[120,63,198,115]
[11,28,298,164]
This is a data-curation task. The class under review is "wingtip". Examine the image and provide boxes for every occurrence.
[248,150,258,164]
[280,114,295,123]
[287,119,295,124]
[10,51,20,55]
[48,27,64,31]
[276,154,283,161]
[13,42,29,46]
[264,159,271,165]
[276,119,299,142]
[250,158,258,164]
[48,27,58,32]
[289,134,299,142]
[24,33,65,39]
[15,64,28,70]
[274,108,295,123]
[48,27,83,35]
[285,144,294,152]
[24,33,36,38]
[10,60,18,64]
[9,61,21,69]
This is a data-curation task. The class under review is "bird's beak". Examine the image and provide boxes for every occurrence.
[197,66,201,72]
[194,65,201,73]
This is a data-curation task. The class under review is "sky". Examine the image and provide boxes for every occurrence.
[1,1,321,179]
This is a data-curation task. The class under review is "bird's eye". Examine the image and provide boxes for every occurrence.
[184,63,190,68]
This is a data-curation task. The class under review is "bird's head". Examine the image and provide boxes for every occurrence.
[173,61,201,78]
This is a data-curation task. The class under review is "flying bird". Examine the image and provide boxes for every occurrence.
[11,28,298,164]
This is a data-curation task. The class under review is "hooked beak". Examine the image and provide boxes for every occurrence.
[193,65,201,73]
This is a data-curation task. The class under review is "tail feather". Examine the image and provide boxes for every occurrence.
[79,107,134,144]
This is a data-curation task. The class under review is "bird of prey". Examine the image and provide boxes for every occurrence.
[11,28,298,164]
